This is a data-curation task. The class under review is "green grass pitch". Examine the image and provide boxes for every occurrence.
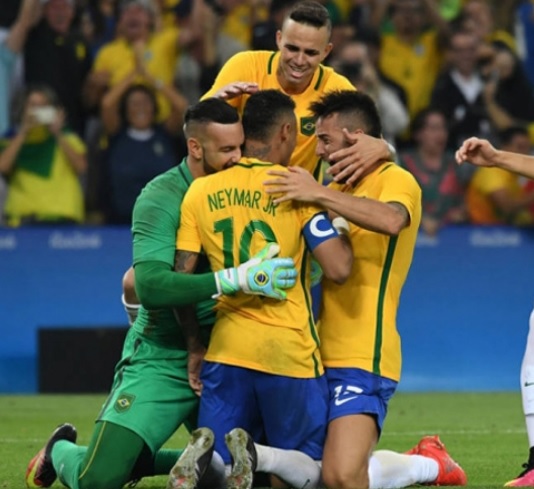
[1,392,527,488]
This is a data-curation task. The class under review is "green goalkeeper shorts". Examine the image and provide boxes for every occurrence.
[97,328,200,453]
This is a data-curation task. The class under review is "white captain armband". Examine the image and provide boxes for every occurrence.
[302,212,339,251]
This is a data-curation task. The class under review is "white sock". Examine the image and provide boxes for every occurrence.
[199,451,226,489]
[368,450,439,489]
[255,443,321,489]
[521,308,534,447]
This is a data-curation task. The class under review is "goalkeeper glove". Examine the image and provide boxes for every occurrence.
[214,243,297,300]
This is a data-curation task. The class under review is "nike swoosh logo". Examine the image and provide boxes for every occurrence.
[525,382,534,387]
[334,396,359,406]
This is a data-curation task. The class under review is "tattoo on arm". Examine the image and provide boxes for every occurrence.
[389,202,410,227]
[174,250,199,273]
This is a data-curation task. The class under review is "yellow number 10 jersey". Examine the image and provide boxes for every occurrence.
[177,158,325,378]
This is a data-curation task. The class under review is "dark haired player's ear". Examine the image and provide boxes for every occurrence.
[187,136,203,159]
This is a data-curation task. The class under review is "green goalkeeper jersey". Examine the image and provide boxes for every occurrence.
[131,159,214,349]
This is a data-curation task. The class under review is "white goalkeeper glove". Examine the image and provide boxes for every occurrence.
[214,243,297,300]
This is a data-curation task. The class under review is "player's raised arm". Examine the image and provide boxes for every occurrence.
[265,166,411,236]
[456,137,534,179]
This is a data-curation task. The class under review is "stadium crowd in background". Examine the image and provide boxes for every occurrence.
[0,0,534,230]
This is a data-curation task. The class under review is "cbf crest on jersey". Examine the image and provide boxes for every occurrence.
[300,117,315,136]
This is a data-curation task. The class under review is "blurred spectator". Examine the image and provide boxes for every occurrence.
[376,0,450,135]
[0,84,87,227]
[400,108,468,236]
[84,0,193,121]
[333,39,409,143]
[316,0,354,62]
[175,0,245,103]
[79,0,118,61]
[430,29,493,148]
[0,0,38,137]
[461,0,516,54]
[466,126,534,225]
[354,27,408,109]
[345,0,371,35]
[252,0,297,51]
[515,0,534,87]
[212,0,269,54]
[98,66,187,224]
[203,0,258,62]
[0,0,38,223]
[371,0,462,31]
[24,0,92,136]
[483,46,534,135]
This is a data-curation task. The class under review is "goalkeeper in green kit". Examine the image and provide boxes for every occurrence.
[25,98,297,489]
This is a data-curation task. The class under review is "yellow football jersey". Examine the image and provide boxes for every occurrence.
[176,158,326,378]
[202,51,355,178]
[319,162,422,382]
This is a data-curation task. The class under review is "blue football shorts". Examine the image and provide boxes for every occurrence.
[198,361,329,463]
[326,367,398,434]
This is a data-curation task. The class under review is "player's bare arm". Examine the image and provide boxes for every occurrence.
[326,130,392,185]
[311,230,352,284]
[456,137,534,179]
[173,249,205,396]
[265,161,410,235]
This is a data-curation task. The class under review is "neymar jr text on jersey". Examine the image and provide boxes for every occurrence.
[207,188,278,217]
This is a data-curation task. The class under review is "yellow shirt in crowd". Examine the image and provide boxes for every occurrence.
[93,28,180,121]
